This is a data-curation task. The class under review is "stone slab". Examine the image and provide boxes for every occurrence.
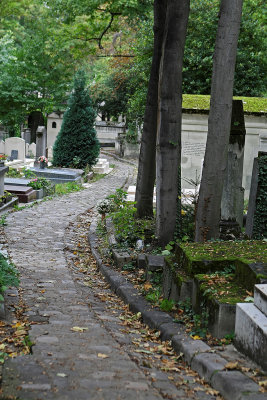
[5,178,31,186]
[254,284,267,317]
[4,185,36,203]
[29,167,83,184]
[235,303,267,372]
[211,371,260,400]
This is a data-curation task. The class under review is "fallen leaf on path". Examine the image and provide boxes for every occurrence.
[97,353,109,359]
[225,361,238,370]
[57,373,67,377]
[259,380,267,388]
[70,326,88,332]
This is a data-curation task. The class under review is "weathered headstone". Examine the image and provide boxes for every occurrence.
[220,100,246,238]
[35,126,47,167]
[4,137,25,161]
[246,152,267,238]
[24,128,31,145]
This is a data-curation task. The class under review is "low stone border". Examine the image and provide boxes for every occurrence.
[88,217,264,400]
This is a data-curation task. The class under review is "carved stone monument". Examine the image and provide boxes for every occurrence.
[34,126,47,167]
[220,100,246,238]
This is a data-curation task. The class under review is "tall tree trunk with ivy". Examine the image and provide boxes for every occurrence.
[156,0,190,246]
[195,0,243,242]
[135,0,167,218]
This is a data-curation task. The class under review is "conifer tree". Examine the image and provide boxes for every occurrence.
[53,70,100,168]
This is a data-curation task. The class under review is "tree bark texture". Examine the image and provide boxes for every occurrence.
[135,0,167,218]
[195,0,243,242]
[156,0,190,246]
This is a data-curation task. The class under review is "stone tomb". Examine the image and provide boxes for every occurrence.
[92,158,112,174]
[4,185,35,203]
[29,167,83,184]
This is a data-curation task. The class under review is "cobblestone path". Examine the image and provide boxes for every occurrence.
[1,159,219,400]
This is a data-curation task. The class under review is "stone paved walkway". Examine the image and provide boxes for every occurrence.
[1,158,219,400]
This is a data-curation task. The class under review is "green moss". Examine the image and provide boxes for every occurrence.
[179,240,267,264]
[182,94,267,114]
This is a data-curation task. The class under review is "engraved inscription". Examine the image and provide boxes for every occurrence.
[182,142,206,157]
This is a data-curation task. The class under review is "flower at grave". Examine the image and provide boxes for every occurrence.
[38,156,48,164]
[0,154,8,161]
[96,198,115,220]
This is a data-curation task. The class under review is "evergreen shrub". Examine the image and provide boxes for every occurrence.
[53,70,100,169]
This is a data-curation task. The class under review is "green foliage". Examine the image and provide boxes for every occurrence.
[53,70,100,169]
[55,182,82,195]
[22,168,37,179]
[160,299,175,312]
[6,167,22,178]
[252,155,267,239]
[0,254,19,300]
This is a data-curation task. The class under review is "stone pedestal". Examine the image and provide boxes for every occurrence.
[35,126,47,167]
[0,165,9,197]
[221,100,246,236]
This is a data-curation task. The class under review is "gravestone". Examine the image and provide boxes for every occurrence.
[246,152,267,238]
[24,128,31,145]
[4,137,25,161]
[35,126,47,167]
[220,100,246,238]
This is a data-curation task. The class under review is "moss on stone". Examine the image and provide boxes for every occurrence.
[182,94,267,114]
[195,272,248,305]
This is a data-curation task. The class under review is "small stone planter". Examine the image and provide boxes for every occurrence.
[35,188,44,200]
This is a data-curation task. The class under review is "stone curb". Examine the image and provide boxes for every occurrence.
[88,218,263,400]
[101,150,137,166]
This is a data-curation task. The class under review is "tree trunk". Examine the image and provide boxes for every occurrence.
[156,0,190,246]
[195,0,243,242]
[135,0,167,218]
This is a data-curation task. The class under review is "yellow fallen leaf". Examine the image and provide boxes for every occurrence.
[97,353,109,359]
[0,344,6,350]
[259,380,267,388]
[144,283,152,291]
[14,330,27,336]
[225,361,238,370]
[71,326,88,332]
[191,335,202,340]
[9,352,18,358]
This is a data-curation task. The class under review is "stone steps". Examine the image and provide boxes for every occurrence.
[235,283,267,372]
[254,284,267,317]
[92,158,112,174]
[235,302,267,372]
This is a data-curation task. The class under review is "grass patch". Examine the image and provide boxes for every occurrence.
[90,173,107,183]
[55,182,83,195]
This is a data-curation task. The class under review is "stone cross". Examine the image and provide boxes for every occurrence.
[220,100,246,238]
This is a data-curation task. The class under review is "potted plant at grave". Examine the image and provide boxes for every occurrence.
[38,156,48,169]
[27,178,44,199]
[0,154,8,166]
